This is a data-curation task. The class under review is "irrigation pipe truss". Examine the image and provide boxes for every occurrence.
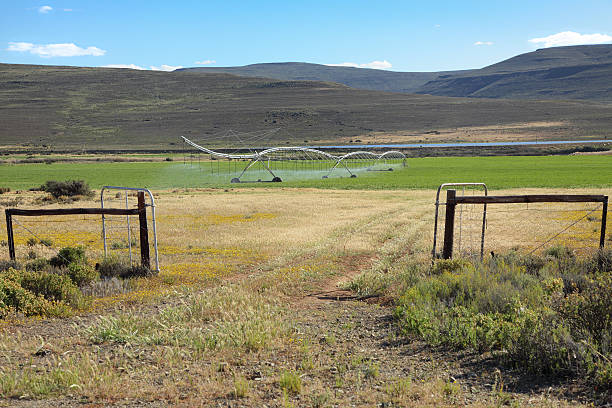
[181,136,407,182]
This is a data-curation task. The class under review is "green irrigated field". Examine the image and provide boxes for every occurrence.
[1,155,611,191]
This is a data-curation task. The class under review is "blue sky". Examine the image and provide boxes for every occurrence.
[2,0,611,72]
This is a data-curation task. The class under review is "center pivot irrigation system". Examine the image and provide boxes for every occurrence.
[181,135,407,183]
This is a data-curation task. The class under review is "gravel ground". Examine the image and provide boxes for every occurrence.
[0,294,602,407]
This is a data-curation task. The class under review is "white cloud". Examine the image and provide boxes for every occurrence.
[195,60,216,65]
[327,60,392,70]
[7,42,33,52]
[101,64,184,71]
[64,8,73,12]
[7,42,106,57]
[434,24,441,28]
[150,64,183,71]
[38,5,52,13]
[474,41,493,46]
[529,31,612,48]
[362,60,392,69]
[103,64,147,70]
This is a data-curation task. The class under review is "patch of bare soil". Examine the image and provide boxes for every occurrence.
[572,150,612,155]
[347,121,577,145]
[300,253,375,304]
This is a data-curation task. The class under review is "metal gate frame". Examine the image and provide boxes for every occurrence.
[101,186,159,272]
[441,192,608,260]
[432,183,488,260]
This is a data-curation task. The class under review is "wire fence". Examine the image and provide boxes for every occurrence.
[434,199,610,260]
[0,192,155,266]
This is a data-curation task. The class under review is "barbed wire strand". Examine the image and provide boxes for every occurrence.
[11,217,72,265]
[527,206,601,255]
[436,201,607,257]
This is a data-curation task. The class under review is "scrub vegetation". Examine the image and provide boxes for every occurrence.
[393,249,612,388]
[0,184,610,406]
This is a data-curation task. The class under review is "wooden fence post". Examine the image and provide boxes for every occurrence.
[137,192,150,270]
[442,190,456,259]
[601,196,608,249]
[5,210,15,261]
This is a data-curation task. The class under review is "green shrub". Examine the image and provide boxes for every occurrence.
[0,187,10,194]
[40,180,91,198]
[431,258,470,275]
[0,272,48,318]
[544,245,574,260]
[0,268,71,318]
[544,246,581,275]
[25,258,49,272]
[492,251,547,275]
[587,248,612,273]
[0,260,21,272]
[556,274,612,346]
[19,270,82,306]
[96,256,123,279]
[97,256,152,279]
[26,238,38,247]
[395,263,536,352]
[559,270,592,295]
[124,265,152,279]
[67,263,99,287]
[0,270,42,318]
[395,250,612,388]
[110,241,129,250]
[507,312,578,376]
[39,238,53,247]
[49,246,87,268]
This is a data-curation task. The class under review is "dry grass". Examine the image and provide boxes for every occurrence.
[1,186,610,301]
[0,186,608,406]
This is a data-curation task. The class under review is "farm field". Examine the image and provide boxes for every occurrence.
[1,154,612,191]
[0,184,611,406]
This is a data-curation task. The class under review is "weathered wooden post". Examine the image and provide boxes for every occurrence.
[137,192,150,269]
[5,209,15,261]
[442,190,456,259]
[600,196,608,249]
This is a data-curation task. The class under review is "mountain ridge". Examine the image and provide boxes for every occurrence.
[179,45,612,102]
